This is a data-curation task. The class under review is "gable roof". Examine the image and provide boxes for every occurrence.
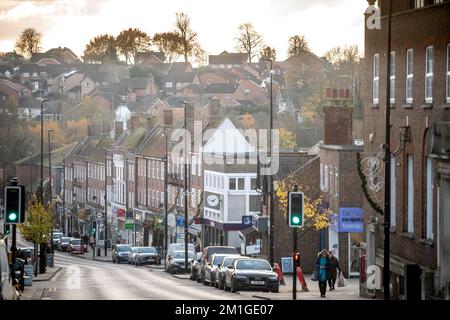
[135,51,166,64]
[209,51,248,65]
[168,62,194,83]
[204,83,239,94]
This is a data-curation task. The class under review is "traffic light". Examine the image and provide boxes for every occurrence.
[288,192,304,227]
[92,220,97,235]
[293,252,300,267]
[5,186,22,224]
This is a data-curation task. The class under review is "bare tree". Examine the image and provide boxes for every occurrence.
[15,28,42,59]
[259,46,276,61]
[287,35,310,57]
[175,12,202,63]
[235,23,264,63]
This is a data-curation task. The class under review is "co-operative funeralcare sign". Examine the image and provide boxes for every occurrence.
[338,207,364,233]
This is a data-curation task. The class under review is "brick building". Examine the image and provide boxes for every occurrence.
[362,0,450,299]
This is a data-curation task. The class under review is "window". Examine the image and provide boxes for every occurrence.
[447,44,450,103]
[406,49,414,103]
[192,156,197,175]
[407,155,414,234]
[425,46,433,103]
[324,165,329,192]
[320,163,324,191]
[229,178,236,190]
[390,52,396,104]
[329,167,334,195]
[166,82,173,88]
[161,162,164,179]
[334,167,339,197]
[435,0,443,3]
[426,158,434,239]
[250,178,257,190]
[249,195,260,212]
[415,0,424,7]
[238,178,245,190]
[373,54,379,104]
[391,157,397,228]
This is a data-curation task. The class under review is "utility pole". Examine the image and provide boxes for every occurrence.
[164,129,169,270]
[267,59,275,267]
[182,102,189,274]
[40,99,48,204]
[383,0,392,301]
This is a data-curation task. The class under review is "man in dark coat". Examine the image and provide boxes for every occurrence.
[328,250,341,291]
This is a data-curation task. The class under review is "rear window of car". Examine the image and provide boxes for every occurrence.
[118,246,132,252]
[62,237,71,243]
[206,247,237,261]
[236,260,271,270]
[212,255,225,266]
[52,233,63,239]
[71,239,81,245]
[139,247,156,253]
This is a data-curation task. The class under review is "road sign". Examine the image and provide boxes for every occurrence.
[242,215,253,226]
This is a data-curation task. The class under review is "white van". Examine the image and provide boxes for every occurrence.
[0,239,20,300]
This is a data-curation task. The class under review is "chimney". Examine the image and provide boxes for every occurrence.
[87,124,96,137]
[323,106,353,145]
[163,109,173,127]
[128,114,140,131]
[208,97,222,119]
[185,102,195,120]
[114,121,123,138]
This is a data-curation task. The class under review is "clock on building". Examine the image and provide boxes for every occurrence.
[207,194,219,207]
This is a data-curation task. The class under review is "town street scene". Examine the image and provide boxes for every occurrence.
[0,0,449,302]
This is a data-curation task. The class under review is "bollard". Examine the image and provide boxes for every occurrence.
[296,266,309,292]
[97,247,101,257]
[273,263,286,285]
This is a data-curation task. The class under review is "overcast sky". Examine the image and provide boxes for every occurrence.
[0,0,368,61]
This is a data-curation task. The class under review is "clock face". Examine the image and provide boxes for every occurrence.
[207,194,219,207]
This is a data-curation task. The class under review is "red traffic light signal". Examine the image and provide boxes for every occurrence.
[293,252,300,264]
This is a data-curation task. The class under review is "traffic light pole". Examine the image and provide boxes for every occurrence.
[11,224,16,262]
[293,227,297,300]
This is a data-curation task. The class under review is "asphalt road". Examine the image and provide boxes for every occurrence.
[30,252,259,300]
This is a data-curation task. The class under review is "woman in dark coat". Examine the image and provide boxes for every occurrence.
[315,249,331,297]
[328,250,341,291]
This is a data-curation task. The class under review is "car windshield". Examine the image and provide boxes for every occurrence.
[118,246,132,252]
[71,239,81,245]
[132,247,139,253]
[139,247,156,253]
[174,252,194,260]
[223,257,238,266]
[236,260,271,270]
[61,237,71,243]
[212,255,225,266]
[52,233,63,239]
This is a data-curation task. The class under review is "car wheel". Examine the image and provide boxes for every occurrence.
[224,283,230,291]
[137,260,140,266]
[210,276,215,287]
[196,275,201,283]
[272,288,279,293]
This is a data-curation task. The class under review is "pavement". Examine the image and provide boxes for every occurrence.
[19,266,62,300]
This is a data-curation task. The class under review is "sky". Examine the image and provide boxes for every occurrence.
[0,0,368,61]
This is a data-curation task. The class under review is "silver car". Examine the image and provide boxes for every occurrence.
[214,255,246,289]
[128,247,140,264]
[134,247,160,266]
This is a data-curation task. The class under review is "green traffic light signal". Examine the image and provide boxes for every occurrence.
[288,192,304,228]
[8,212,18,222]
[292,215,300,225]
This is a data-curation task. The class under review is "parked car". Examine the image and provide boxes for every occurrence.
[199,246,238,283]
[52,232,63,250]
[0,239,20,300]
[112,244,133,264]
[214,255,246,289]
[167,250,195,274]
[134,247,160,266]
[224,258,279,293]
[58,237,72,252]
[165,243,195,272]
[128,247,140,264]
[69,238,84,255]
[190,252,202,281]
[202,253,230,286]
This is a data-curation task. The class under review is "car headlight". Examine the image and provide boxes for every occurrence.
[235,274,247,279]
[269,275,278,280]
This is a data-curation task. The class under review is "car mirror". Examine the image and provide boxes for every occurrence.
[227,265,233,269]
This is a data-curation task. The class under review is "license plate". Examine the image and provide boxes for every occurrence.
[251,281,265,285]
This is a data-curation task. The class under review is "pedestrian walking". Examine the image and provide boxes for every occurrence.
[328,250,340,291]
[315,249,331,298]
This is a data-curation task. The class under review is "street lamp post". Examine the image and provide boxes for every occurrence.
[383,0,393,301]
[40,99,49,204]
[48,128,55,252]
[163,129,169,270]
[180,101,190,274]
[104,148,108,256]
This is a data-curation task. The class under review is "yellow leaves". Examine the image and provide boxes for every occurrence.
[279,128,297,148]
[18,200,52,244]
[276,180,332,231]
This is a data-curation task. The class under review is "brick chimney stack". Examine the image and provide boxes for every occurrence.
[323,106,353,145]
[163,109,173,127]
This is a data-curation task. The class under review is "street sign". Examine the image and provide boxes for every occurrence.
[125,220,134,230]
[242,215,253,226]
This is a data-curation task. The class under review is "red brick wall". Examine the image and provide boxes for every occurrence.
[323,106,353,145]
[362,3,450,270]
[274,157,321,273]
